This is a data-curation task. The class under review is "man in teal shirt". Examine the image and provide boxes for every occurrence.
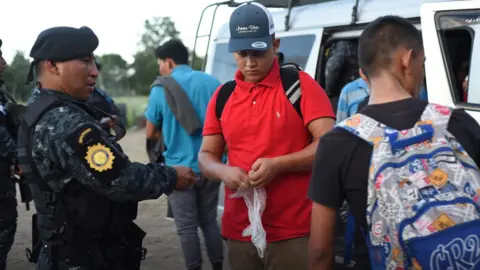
[144,39,223,270]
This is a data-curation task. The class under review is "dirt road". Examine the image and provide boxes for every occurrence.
[8,128,225,270]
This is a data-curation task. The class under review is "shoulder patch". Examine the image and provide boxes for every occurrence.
[78,128,92,144]
[65,123,127,180]
[85,143,115,172]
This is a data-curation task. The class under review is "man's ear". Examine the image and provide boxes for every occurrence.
[359,68,369,84]
[167,58,176,69]
[45,60,59,75]
[272,38,280,54]
[402,49,414,72]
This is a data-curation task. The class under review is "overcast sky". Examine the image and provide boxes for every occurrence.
[0,0,239,64]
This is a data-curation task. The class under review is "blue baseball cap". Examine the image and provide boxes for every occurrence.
[228,2,275,53]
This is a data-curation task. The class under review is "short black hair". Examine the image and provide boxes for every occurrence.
[155,39,189,65]
[358,15,423,78]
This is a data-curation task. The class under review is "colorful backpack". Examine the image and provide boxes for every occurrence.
[337,103,480,269]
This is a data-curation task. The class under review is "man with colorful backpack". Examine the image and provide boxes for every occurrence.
[308,15,480,270]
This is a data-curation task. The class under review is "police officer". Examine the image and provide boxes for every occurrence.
[86,60,125,132]
[17,26,196,270]
[0,39,18,270]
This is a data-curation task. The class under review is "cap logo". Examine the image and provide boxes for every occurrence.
[251,41,267,49]
[236,25,260,34]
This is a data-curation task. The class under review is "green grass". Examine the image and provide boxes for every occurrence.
[113,96,149,128]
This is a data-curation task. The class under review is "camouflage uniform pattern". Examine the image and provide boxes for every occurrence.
[0,86,18,270]
[28,90,178,270]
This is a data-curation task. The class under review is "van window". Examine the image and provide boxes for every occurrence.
[437,10,480,104]
[277,35,316,67]
[210,43,236,84]
[210,34,316,84]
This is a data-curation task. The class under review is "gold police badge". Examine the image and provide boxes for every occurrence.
[85,143,115,172]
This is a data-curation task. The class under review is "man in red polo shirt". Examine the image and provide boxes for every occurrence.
[198,2,335,270]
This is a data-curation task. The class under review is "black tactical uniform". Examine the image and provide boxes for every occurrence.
[16,26,180,270]
[0,39,18,270]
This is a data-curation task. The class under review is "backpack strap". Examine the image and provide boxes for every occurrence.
[415,103,476,167]
[215,80,236,120]
[416,103,453,137]
[215,63,303,121]
[338,105,451,154]
[150,76,163,90]
[24,94,60,128]
[158,76,203,135]
[17,94,65,193]
[338,113,439,154]
[336,113,385,145]
[343,211,356,266]
[279,63,302,120]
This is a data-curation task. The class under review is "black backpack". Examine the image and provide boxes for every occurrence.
[215,63,303,120]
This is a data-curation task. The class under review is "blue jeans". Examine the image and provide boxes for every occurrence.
[168,175,223,270]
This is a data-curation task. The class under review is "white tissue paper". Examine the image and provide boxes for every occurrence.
[229,187,267,258]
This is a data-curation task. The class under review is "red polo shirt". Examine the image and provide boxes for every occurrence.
[203,60,334,242]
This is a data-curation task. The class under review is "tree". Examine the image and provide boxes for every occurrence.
[96,53,130,96]
[2,51,35,102]
[191,53,205,71]
[129,16,180,95]
[129,50,157,95]
[140,17,180,51]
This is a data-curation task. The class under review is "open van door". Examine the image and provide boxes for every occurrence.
[421,0,480,122]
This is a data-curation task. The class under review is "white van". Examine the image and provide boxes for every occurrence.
[193,0,480,214]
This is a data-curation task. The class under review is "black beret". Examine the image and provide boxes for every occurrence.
[29,26,99,62]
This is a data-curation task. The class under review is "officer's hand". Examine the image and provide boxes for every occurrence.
[100,116,117,128]
[173,166,196,190]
